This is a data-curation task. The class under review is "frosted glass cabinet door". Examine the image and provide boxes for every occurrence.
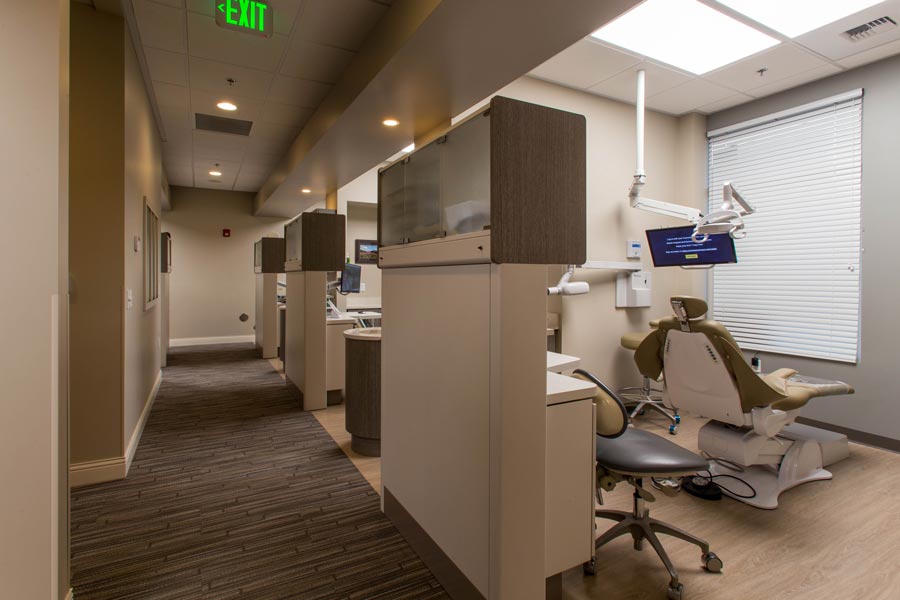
[379,161,408,247]
[442,114,491,236]
[404,142,443,243]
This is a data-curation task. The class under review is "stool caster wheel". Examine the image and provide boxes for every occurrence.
[667,583,684,600]
[582,557,597,576]
[703,551,723,573]
[668,424,678,435]
[674,414,681,424]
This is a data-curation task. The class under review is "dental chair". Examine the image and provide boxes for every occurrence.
[619,330,680,434]
[635,297,854,509]
[574,369,722,600]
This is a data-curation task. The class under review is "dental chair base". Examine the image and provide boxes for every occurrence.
[698,421,849,509]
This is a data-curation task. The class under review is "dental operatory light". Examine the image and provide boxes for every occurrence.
[717,0,883,38]
[591,0,779,75]
[216,101,237,111]
[628,70,755,242]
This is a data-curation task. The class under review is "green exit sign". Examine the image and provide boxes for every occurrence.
[215,0,273,38]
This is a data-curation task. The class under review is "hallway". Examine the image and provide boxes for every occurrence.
[70,344,448,600]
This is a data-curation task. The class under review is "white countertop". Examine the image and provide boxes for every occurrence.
[546,351,580,373]
[327,317,358,325]
[349,311,382,320]
[546,371,596,406]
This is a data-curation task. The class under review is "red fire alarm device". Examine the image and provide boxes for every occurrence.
[223,228,231,238]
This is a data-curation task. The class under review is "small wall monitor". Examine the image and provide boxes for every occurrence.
[340,263,362,294]
[645,226,737,267]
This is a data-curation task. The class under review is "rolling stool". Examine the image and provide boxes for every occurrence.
[619,330,680,434]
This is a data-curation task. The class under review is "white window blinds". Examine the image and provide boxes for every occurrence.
[707,90,863,363]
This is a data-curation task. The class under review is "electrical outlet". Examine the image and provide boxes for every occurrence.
[126,288,134,309]
[133,235,141,253]
[360,282,367,292]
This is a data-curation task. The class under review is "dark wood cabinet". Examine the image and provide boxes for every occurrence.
[284,211,345,272]
[377,95,586,266]
[254,237,285,273]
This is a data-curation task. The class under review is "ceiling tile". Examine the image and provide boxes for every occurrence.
[586,61,692,104]
[190,89,265,122]
[839,37,900,68]
[530,39,642,90]
[192,166,237,190]
[280,39,355,83]
[646,79,735,115]
[233,166,271,192]
[746,64,843,98]
[133,0,186,53]
[241,152,283,168]
[188,57,273,99]
[268,75,332,107]
[260,102,314,128]
[164,163,194,187]
[153,81,191,111]
[697,92,754,114]
[184,0,301,36]
[794,1,900,61]
[186,12,288,72]
[704,44,828,93]
[145,47,189,86]
[294,0,388,51]
[192,130,248,162]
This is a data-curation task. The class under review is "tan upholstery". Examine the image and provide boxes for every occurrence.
[573,372,627,437]
[620,331,648,351]
[635,298,854,414]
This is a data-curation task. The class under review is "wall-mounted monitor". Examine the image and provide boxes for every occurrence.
[340,263,362,294]
[645,225,737,267]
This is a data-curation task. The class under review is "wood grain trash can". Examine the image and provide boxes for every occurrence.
[343,327,381,456]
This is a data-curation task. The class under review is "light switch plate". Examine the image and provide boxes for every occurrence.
[126,288,134,309]
[133,235,141,253]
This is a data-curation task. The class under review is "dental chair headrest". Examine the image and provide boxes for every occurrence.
[671,296,708,319]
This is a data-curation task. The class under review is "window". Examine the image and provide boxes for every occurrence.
[707,90,863,363]
[144,199,159,308]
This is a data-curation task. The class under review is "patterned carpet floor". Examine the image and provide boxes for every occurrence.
[71,344,448,600]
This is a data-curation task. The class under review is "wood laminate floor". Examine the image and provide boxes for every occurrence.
[313,394,900,600]
[71,344,448,600]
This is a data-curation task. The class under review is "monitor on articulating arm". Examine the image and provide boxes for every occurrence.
[646,226,737,268]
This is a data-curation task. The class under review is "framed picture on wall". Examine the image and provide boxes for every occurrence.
[355,239,378,264]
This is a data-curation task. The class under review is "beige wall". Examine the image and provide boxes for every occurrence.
[69,6,165,472]
[124,24,163,447]
[162,187,289,341]
[0,1,70,597]
[346,202,382,305]
[496,77,707,389]
[69,4,124,464]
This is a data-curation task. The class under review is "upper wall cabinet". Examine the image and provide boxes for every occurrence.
[254,237,285,274]
[378,96,586,265]
[284,211,346,272]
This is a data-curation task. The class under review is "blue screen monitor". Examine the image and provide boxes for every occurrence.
[340,263,362,293]
[645,226,737,267]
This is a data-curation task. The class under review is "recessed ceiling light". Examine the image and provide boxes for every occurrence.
[382,118,400,127]
[402,143,415,153]
[717,0,883,38]
[591,0,780,75]
[209,169,222,176]
[301,188,312,194]
[217,101,237,111]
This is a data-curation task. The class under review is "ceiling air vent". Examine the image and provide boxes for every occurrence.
[843,16,897,42]
[195,113,253,136]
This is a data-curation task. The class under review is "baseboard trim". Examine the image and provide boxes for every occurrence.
[169,335,254,347]
[797,417,900,454]
[126,370,161,474]
[384,486,486,600]
[69,456,126,488]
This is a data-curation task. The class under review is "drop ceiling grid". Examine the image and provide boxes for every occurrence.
[530,0,900,116]
[133,0,390,191]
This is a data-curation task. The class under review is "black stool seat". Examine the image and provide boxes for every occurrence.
[596,428,708,475]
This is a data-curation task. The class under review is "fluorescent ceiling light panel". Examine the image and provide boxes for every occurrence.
[717,0,884,38]
[592,0,780,74]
